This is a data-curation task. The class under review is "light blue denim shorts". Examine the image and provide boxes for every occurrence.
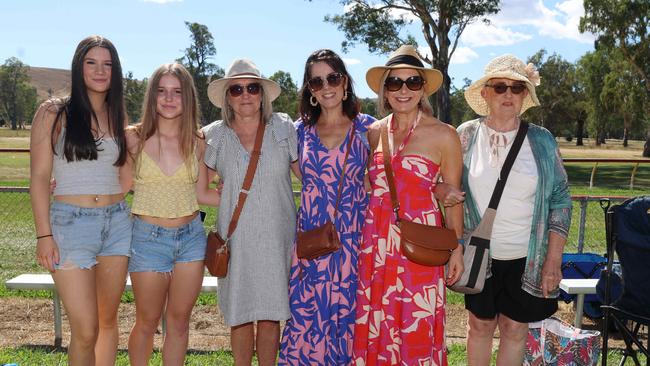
[128,214,207,273]
[50,200,132,270]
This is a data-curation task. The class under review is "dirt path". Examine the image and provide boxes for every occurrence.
[0,297,619,351]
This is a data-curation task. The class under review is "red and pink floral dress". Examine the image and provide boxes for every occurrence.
[353,121,448,366]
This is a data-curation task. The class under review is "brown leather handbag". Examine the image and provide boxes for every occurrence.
[381,121,458,266]
[296,124,355,260]
[205,120,265,277]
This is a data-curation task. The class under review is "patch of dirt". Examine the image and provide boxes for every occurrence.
[0,298,628,351]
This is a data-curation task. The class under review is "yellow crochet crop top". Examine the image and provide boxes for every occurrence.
[131,152,199,218]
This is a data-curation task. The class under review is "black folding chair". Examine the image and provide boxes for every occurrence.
[601,196,650,366]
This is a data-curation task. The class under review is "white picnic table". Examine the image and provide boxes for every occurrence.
[559,278,599,328]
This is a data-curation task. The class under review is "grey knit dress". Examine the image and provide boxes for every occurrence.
[202,113,297,326]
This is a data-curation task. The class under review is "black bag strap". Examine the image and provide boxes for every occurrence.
[487,121,529,210]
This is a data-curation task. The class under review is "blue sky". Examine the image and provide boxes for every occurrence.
[0,0,596,98]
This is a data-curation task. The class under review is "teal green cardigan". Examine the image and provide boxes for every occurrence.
[457,119,572,298]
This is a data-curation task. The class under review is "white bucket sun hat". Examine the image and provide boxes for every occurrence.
[464,54,541,116]
[207,58,281,108]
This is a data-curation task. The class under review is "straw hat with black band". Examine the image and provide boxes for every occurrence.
[207,58,281,108]
[366,45,443,96]
[464,54,541,116]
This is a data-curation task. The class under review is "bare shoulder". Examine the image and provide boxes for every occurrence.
[367,116,388,149]
[421,115,458,137]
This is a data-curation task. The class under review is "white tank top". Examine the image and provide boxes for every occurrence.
[52,128,122,196]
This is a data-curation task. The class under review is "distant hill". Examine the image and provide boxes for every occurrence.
[26,67,71,101]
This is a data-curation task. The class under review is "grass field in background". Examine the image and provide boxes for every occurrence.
[1,130,648,365]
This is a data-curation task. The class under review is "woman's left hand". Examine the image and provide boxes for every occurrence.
[540,255,562,298]
[446,245,464,286]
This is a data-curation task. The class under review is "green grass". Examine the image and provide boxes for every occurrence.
[0,346,243,365]
[1,343,643,365]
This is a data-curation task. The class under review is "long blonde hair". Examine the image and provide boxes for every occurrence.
[134,63,201,179]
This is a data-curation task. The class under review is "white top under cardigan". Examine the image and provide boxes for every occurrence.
[468,122,538,260]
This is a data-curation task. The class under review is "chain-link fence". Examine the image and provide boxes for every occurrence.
[0,187,636,266]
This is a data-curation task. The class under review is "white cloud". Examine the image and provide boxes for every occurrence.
[457,0,596,48]
[343,58,362,66]
[450,47,479,65]
[462,22,532,47]
[142,0,182,3]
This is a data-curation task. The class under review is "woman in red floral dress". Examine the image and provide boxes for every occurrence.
[353,45,465,366]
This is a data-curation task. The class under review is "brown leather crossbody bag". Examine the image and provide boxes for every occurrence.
[205,120,265,277]
[296,124,355,260]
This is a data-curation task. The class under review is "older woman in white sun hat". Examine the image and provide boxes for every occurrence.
[202,58,299,366]
[441,54,572,365]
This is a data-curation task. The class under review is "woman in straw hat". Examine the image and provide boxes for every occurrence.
[278,49,376,365]
[203,58,299,366]
[352,45,464,365]
[441,54,572,365]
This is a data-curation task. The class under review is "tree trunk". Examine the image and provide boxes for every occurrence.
[11,120,17,130]
[644,134,650,157]
[623,127,628,147]
[575,120,584,146]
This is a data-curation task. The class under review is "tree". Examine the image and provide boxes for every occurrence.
[324,0,500,123]
[525,50,582,140]
[0,57,38,130]
[580,0,650,154]
[270,70,299,118]
[124,72,147,124]
[580,0,649,95]
[600,51,647,147]
[449,77,475,126]
[178,21,224,125]
[359,97,378,118]
[576,50,612,146]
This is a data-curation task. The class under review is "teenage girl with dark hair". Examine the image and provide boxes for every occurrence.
[30,35,130,365]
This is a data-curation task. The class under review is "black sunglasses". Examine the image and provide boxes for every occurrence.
[307,72,344,92]
[228,83,261,97]
[485,83,527,95]
[384,76,426,92]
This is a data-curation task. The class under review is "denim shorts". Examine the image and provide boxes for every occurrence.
[50,200,132,270]
[128,215,207,273]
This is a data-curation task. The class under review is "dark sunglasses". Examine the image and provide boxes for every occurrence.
[307,72,344,92]
[384,76,426,92]
[485,83,527,94]
[228,83,261,97]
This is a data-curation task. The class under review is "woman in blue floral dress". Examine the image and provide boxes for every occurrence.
[279,49,375,365]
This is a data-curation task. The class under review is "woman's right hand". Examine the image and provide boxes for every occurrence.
[36,237,59,273]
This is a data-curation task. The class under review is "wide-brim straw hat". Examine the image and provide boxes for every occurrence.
[366,45,442,96]
[207,58,281,108]
[464,54,541,116]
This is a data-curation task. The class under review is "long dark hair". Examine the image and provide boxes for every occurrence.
[299,49,359,126]
[52,35,127,166]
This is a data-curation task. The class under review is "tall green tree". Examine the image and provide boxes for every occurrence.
[600,51,647,147]
[359,97,378,118]
[0,57,38,130]
[270,70,299,118]
[580,0,649,95]
[525,50,582,140]
[576,50,612,146]
[124,72,147,124]
[324,0,500,123]
[178,21,224,125]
